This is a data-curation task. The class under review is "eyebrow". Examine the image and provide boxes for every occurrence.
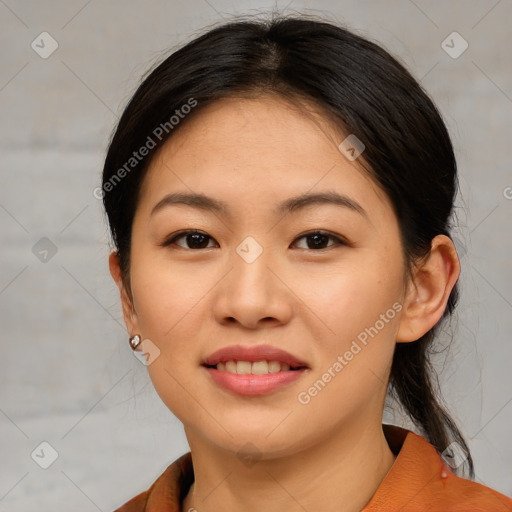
[150,190,368,219]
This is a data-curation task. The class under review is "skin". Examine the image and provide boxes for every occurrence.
[109,94,460,512]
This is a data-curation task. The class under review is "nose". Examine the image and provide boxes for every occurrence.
[212,244,294,330]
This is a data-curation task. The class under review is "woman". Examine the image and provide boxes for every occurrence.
[101,14,512,512]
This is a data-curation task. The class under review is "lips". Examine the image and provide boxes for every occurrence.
[202,344,309,369]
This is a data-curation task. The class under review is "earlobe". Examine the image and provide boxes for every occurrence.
[396,235,460,343]
[108,251,139,334]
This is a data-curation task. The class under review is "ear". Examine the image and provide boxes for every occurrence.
[108,251,140,336]
[396,235,460,343]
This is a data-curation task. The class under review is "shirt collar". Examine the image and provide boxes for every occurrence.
[134,424,511,512]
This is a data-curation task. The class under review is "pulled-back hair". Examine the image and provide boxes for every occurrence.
[102,14,473,477]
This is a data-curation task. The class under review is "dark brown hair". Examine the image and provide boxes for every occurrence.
[101,14,473,477]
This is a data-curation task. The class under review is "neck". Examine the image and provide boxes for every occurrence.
[182,420,396,512]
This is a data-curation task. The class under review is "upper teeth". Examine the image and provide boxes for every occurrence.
[216,360,291,374]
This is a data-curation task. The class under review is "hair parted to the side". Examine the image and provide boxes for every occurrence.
[101,13,473,477]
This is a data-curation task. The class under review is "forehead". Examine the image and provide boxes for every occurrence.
[151,93,348,167]
[138,94,392,221]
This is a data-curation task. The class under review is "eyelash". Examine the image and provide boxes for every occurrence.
[160,229,349,251]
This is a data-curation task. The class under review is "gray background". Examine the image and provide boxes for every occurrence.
[1,1,511,510]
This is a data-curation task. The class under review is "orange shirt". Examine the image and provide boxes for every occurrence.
[113,425,512,511]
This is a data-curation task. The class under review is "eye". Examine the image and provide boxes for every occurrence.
[162,230,218,249]
[161,229,347,251]
[292,230,347,250]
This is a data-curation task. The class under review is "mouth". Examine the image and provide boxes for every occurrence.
[202,343,309,372]
[201,344,310,396]
[202,360,308,374]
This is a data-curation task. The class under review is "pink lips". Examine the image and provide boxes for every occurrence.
[202,344,309,396]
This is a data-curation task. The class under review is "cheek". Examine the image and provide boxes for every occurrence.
[129,247,212,342]
[292,249,404,341]
[293,267,401,422]
[290,249,404,408]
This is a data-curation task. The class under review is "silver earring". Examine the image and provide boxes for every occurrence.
[129,334,142,350]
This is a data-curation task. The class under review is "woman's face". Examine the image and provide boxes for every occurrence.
[119,94,409,457]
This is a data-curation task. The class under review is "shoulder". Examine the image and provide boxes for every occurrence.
[112,491,148,512]
[111,452,193,512]
[364,426,512,511]
[439,470,512,511]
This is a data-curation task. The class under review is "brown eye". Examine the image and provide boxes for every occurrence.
[162,230,217,249]
[292,230,346,250]
[161,229,347,251]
